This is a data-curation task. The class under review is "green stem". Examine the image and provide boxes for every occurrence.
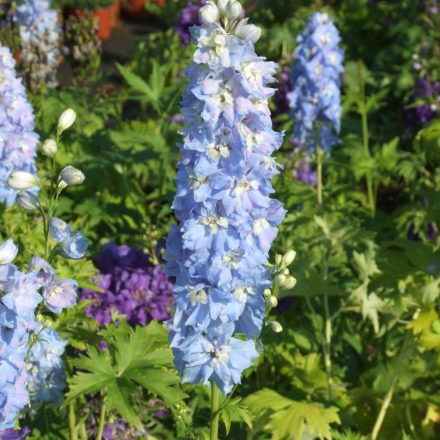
[210,381,220,440]
[370,334,411,440]
[361,107,375,217]
[316,145,323,207]
[323,292,333,400]
[69,401,78,440]
[96,398,107,440]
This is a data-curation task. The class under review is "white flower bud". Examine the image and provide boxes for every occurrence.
[217,0,229,13]
[58,108,76,134]
[282,268,289,275]
[226,0,243,20]
[270,320,283,333]
[235,20,261,43]
[284,276,297,289]
[275,254,282,266]
[267,296,278,308]
[7,171,38,190]
[263,288,272,298]
[277,274,287,286]
[0,238,18,265]
[281,250,296,268]
[16,191,39,211]
[41,139,58,157]
[199,2,219,24]
[59,166,85,186]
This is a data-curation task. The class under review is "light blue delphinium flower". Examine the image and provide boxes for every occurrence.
[0,46,39,206]
[288,12,344,152]
[0,241,42,430]
[49,217,89,260]
[165,0,285,395]
[26,327,66,408]
[13,0,61,90]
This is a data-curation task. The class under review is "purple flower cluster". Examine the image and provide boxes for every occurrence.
[175,0,206,45]
[274,64,292,116]
[404,78,440,132]
[80,243,173,327]
[0,427,30,440]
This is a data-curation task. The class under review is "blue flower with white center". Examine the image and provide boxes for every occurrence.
[288,12,344,152]
[165,0,285,395]
[27,327,66,408]
[0,46,39,207]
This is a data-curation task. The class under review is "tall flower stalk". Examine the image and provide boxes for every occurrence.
[164,0,285,434]
[288,12,344,400]
[0,109,88,433]
[0,45,38,207]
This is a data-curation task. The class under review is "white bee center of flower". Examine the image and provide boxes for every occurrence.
[246,132,263,150]
[211,345,230,367]
[191,175,208,190]
[215,88,233,106]
[233,178,258,196]
[234,286,255,303]
[320,33,330,45]
[206,142,230,161]
[201,215,228,233]
[242,62,262,83]
[48,285,63,299]
[188,287,209,306]
[222,251,241,269]
[253,218,270,235]
[314,64,323,76]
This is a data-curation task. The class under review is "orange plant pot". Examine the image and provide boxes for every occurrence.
[110,0,121,29]
[93,6,113,40]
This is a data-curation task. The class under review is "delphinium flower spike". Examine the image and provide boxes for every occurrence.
[0,46,39,206]
[13,0,61,91]
[165,0,285,396]
[288,12,343,202]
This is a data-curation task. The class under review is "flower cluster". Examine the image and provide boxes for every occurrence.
[81,243,173,327]
[27,327,66,408]
[288,12,344,152]
[175,0,206,45]
[0,238,81,430]
[165,0,285,394]
[0,427,30,440]
[13,0,62,90]
[0,46,38,206]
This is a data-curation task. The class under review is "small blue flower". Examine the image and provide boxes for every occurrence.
[49,217,70,243]
[61,231,88,260]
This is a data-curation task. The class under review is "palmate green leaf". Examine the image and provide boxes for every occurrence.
[246,389,340,440]
[64,322,186,425]
[107,378,143,430]
[127,369,186,407]
[219,397,253,435]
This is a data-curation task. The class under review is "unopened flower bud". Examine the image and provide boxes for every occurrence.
[267,296,278,308]
[59,166,85,186]
[282,268,289,275]
[226,0,243,20]
[236,21,261,43]
[270,320,283,333]
[277,274,287,286]
[16,191,39,211]
[7,171,38,190]
[199,2,219,24]
[284,276,297,289]
[58,108,76,134]
[275,254,282,266]
[263,288,272,298]
[217,0,228,13]
[281,250,296,268]
[41,139,58,157]
[0,238,18,265]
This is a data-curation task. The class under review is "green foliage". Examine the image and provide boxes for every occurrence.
[246,389,340,440]
[64,321,186,429]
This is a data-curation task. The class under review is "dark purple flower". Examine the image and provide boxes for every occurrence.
[175,0,206,45]
[81,244,173,327]
[103,419,146,440]
[274,65,293,116]
[404,78,440,134]
[0,427,30,440]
